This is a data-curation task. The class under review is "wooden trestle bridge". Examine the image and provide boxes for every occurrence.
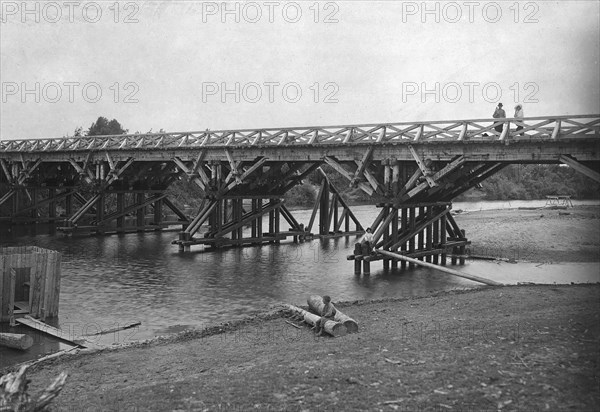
[1,114,599,271]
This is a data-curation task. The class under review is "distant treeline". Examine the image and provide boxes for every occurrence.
[166,164,599,212]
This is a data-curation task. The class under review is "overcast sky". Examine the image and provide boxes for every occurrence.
[1,0,598,139]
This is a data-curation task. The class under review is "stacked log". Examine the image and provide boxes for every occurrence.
[0,333,34,350]
[284,304,347,337]
[307,296,359,333]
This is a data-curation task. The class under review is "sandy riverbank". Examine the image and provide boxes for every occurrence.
[12,285,600,411]
[454,205,600,263]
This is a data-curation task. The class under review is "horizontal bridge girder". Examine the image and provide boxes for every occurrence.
[1,140,599,164]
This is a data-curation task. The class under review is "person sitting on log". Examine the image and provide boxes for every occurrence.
[313,295,337,337]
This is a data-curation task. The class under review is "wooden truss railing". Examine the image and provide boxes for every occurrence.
[1,115,598,153]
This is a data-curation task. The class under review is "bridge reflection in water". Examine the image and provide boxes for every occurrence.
[1,115,599,272]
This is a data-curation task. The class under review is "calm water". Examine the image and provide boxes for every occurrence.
[1,201,598,367]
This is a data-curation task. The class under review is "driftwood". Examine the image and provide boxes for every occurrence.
[0,365,67,412]
[284,304,347,337]
[307,296,359,333]
[0,333,34,351]
[84,321,141,336]
[284,320,302,329]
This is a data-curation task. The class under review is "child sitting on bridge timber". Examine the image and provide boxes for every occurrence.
[360,227,374,251]
[313,295,337,336]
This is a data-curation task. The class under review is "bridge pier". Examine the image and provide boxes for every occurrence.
[55,189,189,236]
[0,186,80,227]
[171,163,364,251]
[173,196,309,250]
[348,202,470,274]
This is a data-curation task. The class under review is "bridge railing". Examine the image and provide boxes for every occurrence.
[1,114,598,153]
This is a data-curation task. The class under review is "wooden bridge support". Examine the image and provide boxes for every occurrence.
[305,170,364,238]
[0,187,77,225]
[172,160,365,251]
[0,155,191,236]
[175,196,308,251]
[53,190,190,235]
[348,202,470,274]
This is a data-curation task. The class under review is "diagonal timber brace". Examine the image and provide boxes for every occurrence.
[407,145,437,188]
[69,159,94,184]
[0,159,13,184]
[323,156,374,196]
[559,155,600,183]
[92,193,167,225]
[401,156,466,201]
[173,156,209,191]
[306,168,363,235]
[352,146,374,186]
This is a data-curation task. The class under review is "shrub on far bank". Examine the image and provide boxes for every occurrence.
[459,164,600,201]
[284,184,317,208]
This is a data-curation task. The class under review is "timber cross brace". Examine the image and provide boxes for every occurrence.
[0,114,599,258]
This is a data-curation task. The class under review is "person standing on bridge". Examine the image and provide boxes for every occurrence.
[514,104,525,136]
[493,103,506,134]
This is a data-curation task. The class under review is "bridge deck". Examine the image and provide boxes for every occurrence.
[1,115,598,163]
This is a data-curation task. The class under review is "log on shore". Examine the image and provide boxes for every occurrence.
[284,304,347,337]
[307,296,359,333]
[0,333,34,350]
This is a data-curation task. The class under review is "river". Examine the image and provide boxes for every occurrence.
[1,200,598,368]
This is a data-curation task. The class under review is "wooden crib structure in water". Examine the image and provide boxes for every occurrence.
[0,246,61,324]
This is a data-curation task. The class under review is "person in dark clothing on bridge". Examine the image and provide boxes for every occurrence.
[493,103,506,134]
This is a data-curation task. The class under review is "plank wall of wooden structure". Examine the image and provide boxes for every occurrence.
[0,246,61,324]
[1,115,599,257]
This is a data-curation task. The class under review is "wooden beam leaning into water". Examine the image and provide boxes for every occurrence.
[15,315,101,349]
[376,249,503,286]
[307,296,359,333]
[284,304,347,337]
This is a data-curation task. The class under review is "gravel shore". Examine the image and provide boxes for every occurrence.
[18,285,600,411]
